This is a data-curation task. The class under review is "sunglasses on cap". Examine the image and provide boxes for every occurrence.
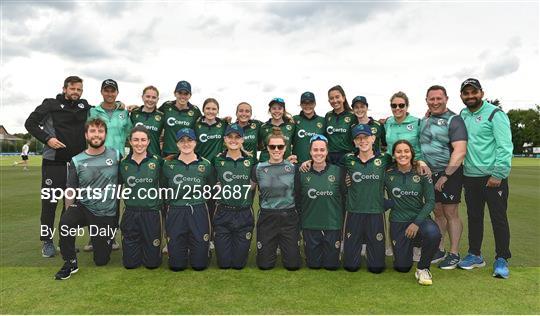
[391,103,406,109]
[267,144,285,150]
[309,134,328,143]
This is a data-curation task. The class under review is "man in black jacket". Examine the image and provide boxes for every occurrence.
[25,76,92,257]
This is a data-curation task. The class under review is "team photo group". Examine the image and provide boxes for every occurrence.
[24,75,513,286]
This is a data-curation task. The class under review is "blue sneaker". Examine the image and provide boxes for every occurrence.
[493,258,509,279]
[458,253,486,270]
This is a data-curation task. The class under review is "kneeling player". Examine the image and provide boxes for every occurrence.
[119,126,163,269]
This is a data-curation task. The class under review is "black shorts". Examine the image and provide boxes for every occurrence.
[21,155,28,161]
[432,166,463,204]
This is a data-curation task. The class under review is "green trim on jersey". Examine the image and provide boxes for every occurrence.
[343,152,393,214]
[119,153,163,211]
[292,112,326,163]
[213,151,256,208]
[194,117,228,162]
[160,101,201,155]
[252,160,296,211]
[89,102,132,155]
[130,106,164,156]
[324,110,355,153]
[258,119,295,162]
[351,117,386,153]
[384,114,424,161]
[235,119,262,156]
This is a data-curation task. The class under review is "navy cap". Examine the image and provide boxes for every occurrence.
[101,79,118,91]
[224,123,244,137]
[300,91,316,103]
[175,80,192,94]
[352,124,373,138]
[352,96,368,107]
[460,78,482,92]
[268,97,285,107]
[175,128,196,141]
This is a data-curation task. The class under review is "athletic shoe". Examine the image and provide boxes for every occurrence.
[112,240,120,251]
[162,245,168,255]
[493,258,510,279]
[385,246,393,257]
[83,243,93,252]
[458,253,486,270]
[42,241,56,258]
[361,244,367,257]
[431,249,446,264]
[413,247,421,262]
[415,268,433,286]
[439,253,460,270]
[54,259,79,280]
[12,161,17,166]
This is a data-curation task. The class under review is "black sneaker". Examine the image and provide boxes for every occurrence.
[54,259,79,280]
[431,249,446,264]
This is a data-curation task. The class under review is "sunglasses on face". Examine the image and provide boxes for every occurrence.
[391,103,406,109]
[268,144,285,150]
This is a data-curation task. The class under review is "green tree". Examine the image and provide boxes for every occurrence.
[507,106,540,154]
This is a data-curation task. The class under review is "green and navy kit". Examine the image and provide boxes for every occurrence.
[161,155,215,207]
[237,120,262,155]
[352,117,386,153]
[130,106,164,156]
[384,114,424,160]
[258,119,296,162]
[296,164,345,230]
[251,160,296,211]
[420,110,468,172]
[384,168,435,225]
[89,102,132,155]
[159,101,202,155]
[213,151,257,208]
[324,110,355,153]
[194,117,228,162]
[119,153,163,211]
[460,101,513,179]
[292,112,326,163]
[67,147,121,217]
[343,152,393,214]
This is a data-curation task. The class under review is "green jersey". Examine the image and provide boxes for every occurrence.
[258,119,295,162]
[119,153,163,211]
[384,114,424,160]
[420,110,468,172]
[89,102,132,155]
[161,155,214,207]
[236,120,262,155]
[213,151,257,208]
[384,168,435,224]
[130,106,164,156]
[296,164,345,230]
[352,117,387,153]
[194,117,227,162]
[251,160,296,211]
[292,112,326,163]
[67,147,121,217]
[160,101,202,155]
[460,101,513,179]
[324,110,355,153]
[343,152,393,214]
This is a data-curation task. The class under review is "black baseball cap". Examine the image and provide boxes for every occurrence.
[352,96,368,107]
[175,80,192,94]
[352,124,373,138]
[300,91,316,103]
[460,78,482,92]
[224,124,244,137]
[101,79,118,91]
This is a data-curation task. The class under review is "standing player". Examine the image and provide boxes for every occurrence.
[194,98,228,162]
[292,92,326,164]
[159,81,202,157]
[54,118,121,280]
[296,134,345,270]
[419,85,467,269]
[234,102,262,156]
[350,96,386,153]
[130,86,164,156]
[258,98,296,162]
[342,125,393,273]
[457,78,513,278]
[13,141,31,170]
[385,140,440,286]
[252,129,302,270]
[213,124,257,269]
[324,85,355,165]
[161,128,214,271]
[119,126,163,269]
[25,75,91,257]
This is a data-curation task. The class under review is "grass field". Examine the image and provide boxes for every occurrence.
[1,156,539,314]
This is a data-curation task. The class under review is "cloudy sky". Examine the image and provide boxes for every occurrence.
[1,1,538,133]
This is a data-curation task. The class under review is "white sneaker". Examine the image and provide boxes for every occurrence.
[83,244,93,252]
[112,240,120,251]
[361,244,367,257]
[413,247,421,262]
[385,246,393,256]
[415,268,433,286]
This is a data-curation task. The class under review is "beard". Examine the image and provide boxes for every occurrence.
[464,98,482,109]
[87,137,105,149]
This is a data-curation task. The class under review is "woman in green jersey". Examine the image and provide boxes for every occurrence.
[258,98,296,162]
[324,85,355,165]
[292,92,326,164]
[194,98,228,162]
[351,96,386,153]
[234,102,262,157]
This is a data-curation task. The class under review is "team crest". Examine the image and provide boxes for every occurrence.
[148,162,156,170]
[246,232,252,240]
[188,110,194,117]
[317,122,323,129]
[45,179,53,186]
[198,165,206,173]
[376,233,383,241]
[153,239,160,247]
[335,241,341,249]
[406,124,414,131]
[475,116,482,123]
[437,118,445,126]
[284,165,292,172]
[217,123,222,128]
[119,113,125,119]
[328,175,336,182]
[286,125,292,131]
[428,178,433,183]
[413,175,421,183]
[257,241,262,249]
[243,160,251,167]
[203,234,210,242]
[106,158,113,166]
[344,117,351,123]
[155,115,161,121]
[371,127,377,134]
[77,103,85,109]
[251,123,256,129]
[374,159,382,166]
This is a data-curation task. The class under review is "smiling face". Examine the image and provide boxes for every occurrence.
[270,104,284,121]
[391,97,408,120]
[63,82,83,101]
[460,86,484,109]
[393,142,413,168]
[426,89,448,116]
[85,124,106,149]
[203,102,219,121]
[101,87,118,104]
[354,133,375,153]
[267,137,286,162]
[328,90,344,112]
[300,101,315,116]
[177,137,196,155]
[310,140,328,164]
[129,131,149,155]
[236,103,252,124]
[224,133,244,151]
[142,89,159,111]
[174,90,191,107]
[353,102,368,119]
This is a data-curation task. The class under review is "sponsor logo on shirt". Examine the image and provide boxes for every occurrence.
[297,129,317,138]
[223,171,249,182]
[391,187,419,198]
[166,117,191,127]
[173,174,201,185]
[199,133,222,143]
[326,126,347,135]
[307,188,334,199]
[351,172,380,182]
[126,176,154,187]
